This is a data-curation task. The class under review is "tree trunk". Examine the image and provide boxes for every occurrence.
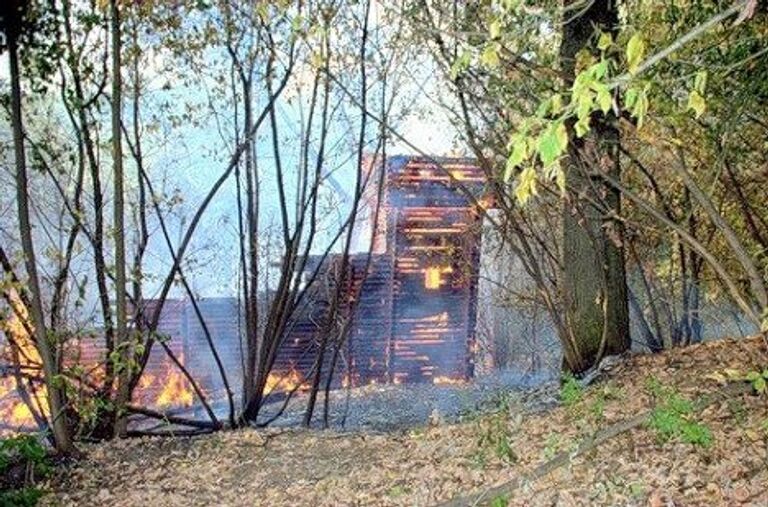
[7,26,77,456]
[110,0,130,438]
[560,0,630,373]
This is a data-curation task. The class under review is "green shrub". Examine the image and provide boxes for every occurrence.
[0,435,51,507]
[490,494,509,507]
[0,487,45,507]
[645,379,713,447]
[560,373,583,407]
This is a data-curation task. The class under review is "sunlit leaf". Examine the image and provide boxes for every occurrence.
[631,85,650,129]
[480,45,500,68]
[504,135,529,181]
[515,166,538,204]
[450,51,471,80]
[597,32,613,51]
[687,90,706,119]
[626,33,645,74]
[694,70,707,94]
[489,19,502,40]
[595,84,612,114]
[624,87,638,109]
[575,117,591,137]
[537,123,567,167]
[555,167,566,193]
[576,91,593,121]
[551,94,563,114]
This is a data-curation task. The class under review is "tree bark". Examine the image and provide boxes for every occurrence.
[560,0,630,373]
[110,0,130,438]
[7,20,77,456]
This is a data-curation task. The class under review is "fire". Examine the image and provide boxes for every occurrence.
[424,266,453,289]
[0,291,46,434]
[135,353,196,409]
[154,366,195,408]
[0,376,44,433]
[11,400,34,425]
[263,369,306,394]
[432,376,464,385]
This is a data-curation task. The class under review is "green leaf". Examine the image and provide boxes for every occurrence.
[500,0,521,12]
[555,122,568,150]
[537,123,567,167]
[490,494,509,507]
[694,70,707,94]
[291,14,304,33]
[551,93,563,114]
[504,136,529,181]
[597,32,613,51]
[575,117,591,137]
[589,60,608,80]
[595,83,612,114]
[687,89,706,119]
[631,86,650,129]
[450,51,471,80]
[626,33,645,74]
[576,91,593,121]
[535,99,551,119]
[754,377,767,394]
[624,87,638,109]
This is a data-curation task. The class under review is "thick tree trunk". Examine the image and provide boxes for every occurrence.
[560,0,630,373]
[7,28,77,456]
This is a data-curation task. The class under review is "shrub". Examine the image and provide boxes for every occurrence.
[474,412,517,466]
[0,435,51,507]
[560,373,583,407]
[645,378,713,448]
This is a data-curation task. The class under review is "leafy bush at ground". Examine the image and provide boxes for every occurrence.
[0,435,51,507]
[645,377,713,447]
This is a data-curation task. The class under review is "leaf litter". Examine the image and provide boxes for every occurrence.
[43,336,768,506]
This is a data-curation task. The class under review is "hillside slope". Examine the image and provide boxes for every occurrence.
[44,336,768,506]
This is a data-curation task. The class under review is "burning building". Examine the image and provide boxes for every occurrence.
[0,156,489,434]
[274,155,489,386]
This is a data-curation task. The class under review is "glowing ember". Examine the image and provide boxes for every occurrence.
[424,266,453,289]
[432,376,464,385]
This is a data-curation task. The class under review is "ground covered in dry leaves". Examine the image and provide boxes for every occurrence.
[44,337,768,506]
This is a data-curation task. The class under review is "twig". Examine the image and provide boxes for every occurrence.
[125,405,219,430]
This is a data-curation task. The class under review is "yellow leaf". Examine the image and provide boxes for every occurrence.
[515,166,538,204]
[626,34,645,74]
[687,90,706,119]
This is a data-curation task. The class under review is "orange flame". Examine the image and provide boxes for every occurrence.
[154,367,195,408]
[1,291,46,434]
[263,369,307,394]
[432,376,464,385]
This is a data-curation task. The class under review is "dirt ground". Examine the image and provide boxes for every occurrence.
[43,336,768,506]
